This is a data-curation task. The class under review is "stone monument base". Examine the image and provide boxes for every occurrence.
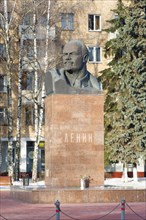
[11,187,146,203]
[45,94,104,187]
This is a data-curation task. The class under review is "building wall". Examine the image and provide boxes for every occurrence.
[1,0,138,175]
[0,0,130,137]
[59,0,118,75]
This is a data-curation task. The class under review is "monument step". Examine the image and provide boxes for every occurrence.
[11,187,146,204]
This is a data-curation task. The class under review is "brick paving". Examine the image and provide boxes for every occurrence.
[0,190,146,220]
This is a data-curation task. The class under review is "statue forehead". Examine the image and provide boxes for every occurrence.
[63,42,82,53]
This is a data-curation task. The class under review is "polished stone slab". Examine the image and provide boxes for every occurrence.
[11,186,146,204]
[45,94,104,187]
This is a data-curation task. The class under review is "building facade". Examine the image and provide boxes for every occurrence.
[1,0,144,178]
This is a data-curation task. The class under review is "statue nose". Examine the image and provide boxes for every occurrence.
[66,54,71,59]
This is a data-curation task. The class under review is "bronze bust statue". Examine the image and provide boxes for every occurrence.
[45,40,102,95]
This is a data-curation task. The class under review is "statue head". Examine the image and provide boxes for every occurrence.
[63,40,89,74]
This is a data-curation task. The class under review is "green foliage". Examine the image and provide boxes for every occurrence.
[101,0,146,165]
[104,146,111,167]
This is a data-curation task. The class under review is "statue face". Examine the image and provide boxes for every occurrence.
[63,43,84,73]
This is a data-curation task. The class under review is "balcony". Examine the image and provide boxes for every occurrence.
[22,90,33,105]
[0,126,8,136]
[0,118,8,126]
[0,92,7,106]
[21,56,47,71]
[22,90,43,105]
[19,25,56,40]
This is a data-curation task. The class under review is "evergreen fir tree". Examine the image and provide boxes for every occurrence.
[101,0,146,166]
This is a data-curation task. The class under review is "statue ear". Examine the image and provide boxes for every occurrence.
[83,54,88,63]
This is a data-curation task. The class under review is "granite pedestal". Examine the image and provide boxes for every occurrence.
[11,186,146,204]
[45,94,104,187]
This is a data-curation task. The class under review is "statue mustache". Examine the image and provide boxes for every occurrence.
[64,61,74,64]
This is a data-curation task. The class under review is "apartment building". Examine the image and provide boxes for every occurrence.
[0,0,131,176]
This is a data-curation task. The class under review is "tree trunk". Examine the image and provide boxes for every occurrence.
[32,0,51,182]
[133,165,138,182]
[122,163,128,183]
[32,0,39,182]
[4,0,13,178]
[14,38,23,181]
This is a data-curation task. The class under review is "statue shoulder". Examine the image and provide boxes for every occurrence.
[46,68,64,80]
[89,73,102,91]
[45,68,65,96]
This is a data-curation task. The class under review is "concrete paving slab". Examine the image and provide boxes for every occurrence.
[0,191,146,220]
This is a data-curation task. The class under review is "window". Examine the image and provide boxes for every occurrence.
[23,40,46,60]
[0,13,4,28]
[88,14,101,31]
[37,41,46,58]
[0,141,8,174]
[0,75,7,92]
[23,13,33,25]
[0,44,6,58]
[0,107,7,125]
[108,14,118,40]
[25,107,34,126]
[26,141,34,172]
[23,40,34,59]
[88,46,101,63]
[38,106,45,125]
[22,71,34,90]
[0,12,11,28]
[22,70,42,91]
[8,12,11,22]
[39,15,47,26]
[61,13,74,30]
[23,14,47,26]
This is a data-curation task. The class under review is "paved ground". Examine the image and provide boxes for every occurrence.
[0,190,146,220]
